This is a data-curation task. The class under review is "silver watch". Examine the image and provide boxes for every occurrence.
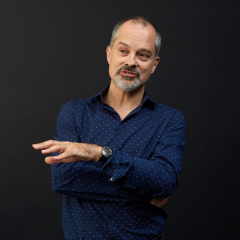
[99,146,112,163]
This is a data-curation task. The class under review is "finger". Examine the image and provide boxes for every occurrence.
[163,197,169,203]
[32,140,57,150]
[53,150,70,160]
[45,156,63,164]
[159,197,169,207]
[41,144,66,154]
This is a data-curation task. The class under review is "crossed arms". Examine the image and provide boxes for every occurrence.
[33,102,186,208]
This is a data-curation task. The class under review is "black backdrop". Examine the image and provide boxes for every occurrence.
[1,1,239,239]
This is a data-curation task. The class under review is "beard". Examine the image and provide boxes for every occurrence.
[114,65,141,92]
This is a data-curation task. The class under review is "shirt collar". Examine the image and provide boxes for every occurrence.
[90,85,157,109]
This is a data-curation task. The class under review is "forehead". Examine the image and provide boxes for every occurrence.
[115,21,156,51]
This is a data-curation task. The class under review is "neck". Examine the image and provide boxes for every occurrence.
[103,81,145,120]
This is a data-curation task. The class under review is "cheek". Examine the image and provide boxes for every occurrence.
[140,65,152,77]
[110,58,120,70]
[109,65,115,78]
[109,63,119,79]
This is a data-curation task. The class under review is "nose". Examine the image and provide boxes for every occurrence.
[125,53,138,67]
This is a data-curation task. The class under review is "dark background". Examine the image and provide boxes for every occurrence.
[0,0,239,239]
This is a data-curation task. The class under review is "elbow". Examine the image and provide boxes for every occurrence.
[150,171,179,198]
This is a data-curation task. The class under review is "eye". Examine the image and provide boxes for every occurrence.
[139,53,150,61]
[120,49,126,54]
[139,53,149,58]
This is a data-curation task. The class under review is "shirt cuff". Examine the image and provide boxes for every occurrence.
[101,148,132,182]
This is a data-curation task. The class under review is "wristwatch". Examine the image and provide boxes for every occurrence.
[98,146,113,163]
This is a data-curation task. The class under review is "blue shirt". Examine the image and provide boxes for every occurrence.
[52,86,186,240]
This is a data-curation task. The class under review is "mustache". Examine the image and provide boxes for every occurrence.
[116,66,141,77]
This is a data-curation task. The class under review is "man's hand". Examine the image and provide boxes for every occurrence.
[32,140,103,164]
[149,197,169,208]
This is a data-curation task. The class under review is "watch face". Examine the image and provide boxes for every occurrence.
[103,147,112,158]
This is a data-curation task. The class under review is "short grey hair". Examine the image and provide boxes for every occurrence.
[110,16,161,57]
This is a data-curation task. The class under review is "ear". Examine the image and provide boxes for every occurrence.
[151,56,160,74]
[106,46,111,64]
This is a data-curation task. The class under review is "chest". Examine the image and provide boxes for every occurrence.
[75,105,168,159]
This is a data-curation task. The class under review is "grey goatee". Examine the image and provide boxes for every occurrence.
[114,66,141,92]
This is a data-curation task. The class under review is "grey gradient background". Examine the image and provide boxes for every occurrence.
[0,0,239,239]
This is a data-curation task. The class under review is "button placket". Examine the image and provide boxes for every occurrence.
[114,121,122,136]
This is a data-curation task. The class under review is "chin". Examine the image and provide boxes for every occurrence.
[114,75,141,92]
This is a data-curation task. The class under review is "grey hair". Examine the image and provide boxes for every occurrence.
[110,16,161,58]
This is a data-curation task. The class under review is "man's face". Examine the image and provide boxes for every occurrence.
[106,21,160,92]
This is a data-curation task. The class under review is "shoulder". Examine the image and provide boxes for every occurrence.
[154,103,184,116]
[152,103,186,127]
[60,98,88,111]
[59,95,101,115]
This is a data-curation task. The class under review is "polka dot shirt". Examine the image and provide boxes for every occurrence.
[51,86,186,240]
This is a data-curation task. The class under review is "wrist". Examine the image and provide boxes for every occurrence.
[98,146,113,163]
[94,146,103,162]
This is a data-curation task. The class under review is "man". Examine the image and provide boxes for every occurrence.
[33,16,186,240]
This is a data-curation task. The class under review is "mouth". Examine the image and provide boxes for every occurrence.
[120,70,138,77]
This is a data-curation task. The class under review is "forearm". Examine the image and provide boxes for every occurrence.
[51,160,151,203]
[50,141,182,201]
[35,102,185,203]
[52,111,185,200]
[100,147,182,199]
[99,111,186,198]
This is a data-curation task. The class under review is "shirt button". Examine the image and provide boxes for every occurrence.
[116,132,120,135]
[110,177,114,182]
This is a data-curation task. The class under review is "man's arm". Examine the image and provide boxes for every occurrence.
[99,109,186,199]
[33,102,150,203]
[33,102,185,202]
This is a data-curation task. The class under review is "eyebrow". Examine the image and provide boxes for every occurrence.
[118,41,153,56]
